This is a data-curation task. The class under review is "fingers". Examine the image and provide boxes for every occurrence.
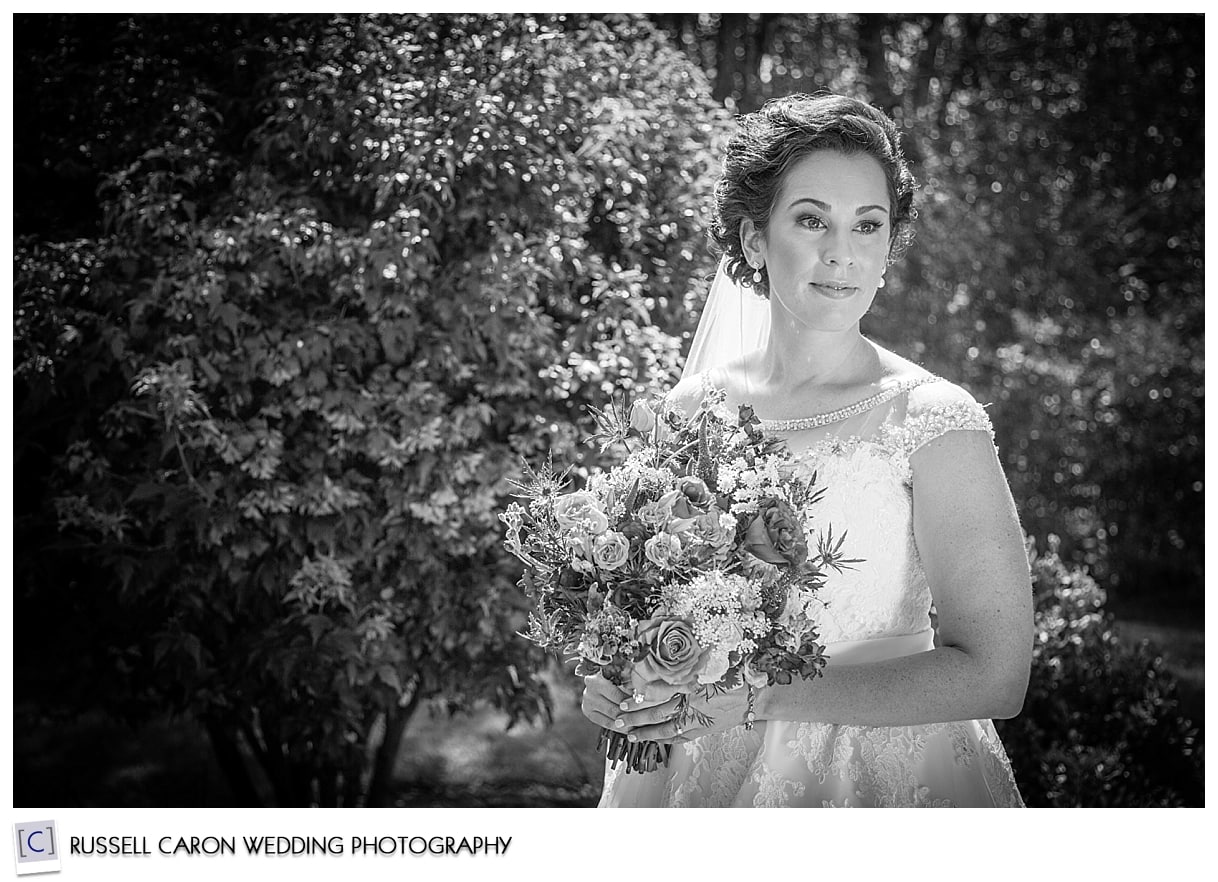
[584,674,631,704]
[614,693,683,731]
[579,704,616,730]
[627,715,692,745]
[580,674,631,731]
[627,681,681,707]
[580,692,621,730]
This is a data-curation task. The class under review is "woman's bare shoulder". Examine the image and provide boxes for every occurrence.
[873,344,936,387]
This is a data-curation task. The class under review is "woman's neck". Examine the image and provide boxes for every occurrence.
[756,322,878,393]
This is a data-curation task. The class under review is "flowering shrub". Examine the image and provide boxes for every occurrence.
[14,14,727,805]
[994,537,1202,806]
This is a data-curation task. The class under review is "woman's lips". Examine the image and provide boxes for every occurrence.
[810,282,858,300]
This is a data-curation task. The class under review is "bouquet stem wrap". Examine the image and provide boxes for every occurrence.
[598,729,674,775]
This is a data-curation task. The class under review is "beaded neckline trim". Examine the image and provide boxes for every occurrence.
[758,376,936,432]
[700,373,937,432]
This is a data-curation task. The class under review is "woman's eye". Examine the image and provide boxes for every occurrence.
[857,220,885,234]
[799,215,826,230]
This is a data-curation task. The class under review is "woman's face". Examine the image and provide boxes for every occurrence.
[743,150,891,334]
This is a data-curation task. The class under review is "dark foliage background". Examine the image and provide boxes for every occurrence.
[12,12,1202,807]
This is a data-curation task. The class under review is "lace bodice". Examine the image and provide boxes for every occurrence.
[687,371,996,645]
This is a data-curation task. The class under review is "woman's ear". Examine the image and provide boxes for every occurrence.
[740,219,766,267]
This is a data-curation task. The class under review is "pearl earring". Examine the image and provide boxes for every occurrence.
[877,276,886,289]
[752,266,763,284]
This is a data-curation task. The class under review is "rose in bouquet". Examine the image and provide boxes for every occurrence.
[500,389,858,774]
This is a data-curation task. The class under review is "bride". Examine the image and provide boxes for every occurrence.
[581,93,1032,807]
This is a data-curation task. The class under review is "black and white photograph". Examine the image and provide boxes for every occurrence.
[10,10,1204,819]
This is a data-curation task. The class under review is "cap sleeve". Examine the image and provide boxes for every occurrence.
[900,379,995,457]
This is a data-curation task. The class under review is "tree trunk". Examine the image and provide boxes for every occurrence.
[318,764,339,807]
[366,687,423,807]
[915,15,946,112]
[714,14,779,111]
[741,17,763,111]
[241,712,307,806]
[858,14,897,113]
[713,14,743,105]
[204,719,262,806]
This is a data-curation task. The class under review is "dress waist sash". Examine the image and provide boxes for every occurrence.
[820,628,934,666]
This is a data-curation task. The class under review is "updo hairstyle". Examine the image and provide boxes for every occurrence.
[710,93,918,298]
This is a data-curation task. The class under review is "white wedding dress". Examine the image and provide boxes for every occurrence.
[598,371,1025,808]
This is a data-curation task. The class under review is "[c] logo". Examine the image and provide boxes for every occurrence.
[12,821,61,876]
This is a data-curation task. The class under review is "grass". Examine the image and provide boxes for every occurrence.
[392,667,603,807]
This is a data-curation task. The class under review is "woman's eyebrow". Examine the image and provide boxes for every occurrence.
[787,197,889,215]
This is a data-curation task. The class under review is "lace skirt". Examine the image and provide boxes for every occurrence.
[597,630,1025,808]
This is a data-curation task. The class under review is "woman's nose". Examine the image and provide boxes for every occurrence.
[821,231,854,266]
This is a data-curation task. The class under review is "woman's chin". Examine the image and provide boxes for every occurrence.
[771,287,876,332]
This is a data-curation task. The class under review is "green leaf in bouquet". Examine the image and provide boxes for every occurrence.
[587,395,635,452]
[798,644,829,680]
[519,608,561,650]
[799,479,827,511]
[586,587,605,616]
[695,418,718,487]
[573,657,600,678]
[622,475,641,512]
[678,693,718,730]
[816,525,863,572]
[600,657,632,687]
[521,569,539,595]
[510,453,571,503]
[715,666,744,692]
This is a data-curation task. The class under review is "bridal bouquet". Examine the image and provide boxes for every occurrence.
[500,388,856,774]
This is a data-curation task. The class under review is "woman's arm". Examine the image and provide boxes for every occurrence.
[761,428,1032,725]
[620,426,1033,739]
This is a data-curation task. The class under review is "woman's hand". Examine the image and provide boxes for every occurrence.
[580,674,636,731]
[614,683,752,744]
[581,675,683,733]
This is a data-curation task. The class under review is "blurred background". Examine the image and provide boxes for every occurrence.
[12,13,1203,807]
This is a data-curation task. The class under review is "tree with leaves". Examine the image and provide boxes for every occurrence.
[14,12,727,805]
